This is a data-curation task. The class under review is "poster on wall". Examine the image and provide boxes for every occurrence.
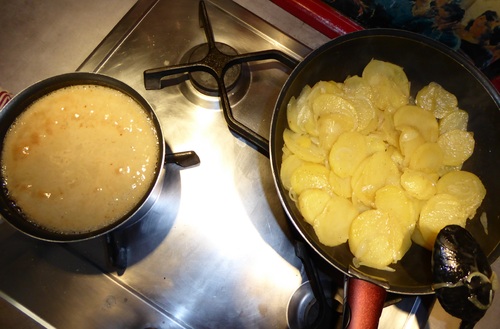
[323,0,500,80]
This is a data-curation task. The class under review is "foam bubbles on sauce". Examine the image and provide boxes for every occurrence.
[1,84,160,234]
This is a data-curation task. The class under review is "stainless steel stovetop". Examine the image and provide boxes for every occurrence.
[0,1,429,328]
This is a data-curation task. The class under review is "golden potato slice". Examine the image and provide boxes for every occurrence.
[280,154,304,191]
[329,131,368,178]
[351,151,401,207]
[290,162,330,195]
[298,189,331,225]
[411,225,427,249]
[387,145,404,170]
[362,60,409,94]
[343,75,373,101]
[283,128,326,163]
[437,165,463,177]
[314,195,359,247]
[287,85,315,135]
[437,129,475,166]
[312,94,358,128]
[342,76,380,134]
[281,145,292,162]
[362,60,410,112]
[366,134,387,155]
[308,80,343,101]
[439,109,469,135]
[418,193,468,250]
[400,169,438,200]
[375,185,417,230]
[349,209,410,269]
[408,142,443,174]
[349,97,378,134]
[416,82,458,119]
[329,170,352,198]
[398,125,425,161]
[437,170,486,219]
[375,111,399,147]
[393,105,439,142]
[317,112,355,152]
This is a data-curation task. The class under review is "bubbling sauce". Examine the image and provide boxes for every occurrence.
[1,84,160,234]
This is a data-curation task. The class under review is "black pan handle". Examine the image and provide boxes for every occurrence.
[165,150,200,168]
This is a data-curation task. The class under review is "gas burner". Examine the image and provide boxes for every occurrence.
[177,42,251,109]
[287,279,343,329]
[143,0,298,156]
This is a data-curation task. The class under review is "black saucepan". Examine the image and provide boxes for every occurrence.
[0,72,198,243]
[269,29,500,328]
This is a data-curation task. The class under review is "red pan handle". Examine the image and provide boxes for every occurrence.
[345,277,387,329]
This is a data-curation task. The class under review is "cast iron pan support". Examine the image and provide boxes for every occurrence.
[143,0,298,157]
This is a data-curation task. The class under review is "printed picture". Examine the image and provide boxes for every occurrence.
[323,0,500,77]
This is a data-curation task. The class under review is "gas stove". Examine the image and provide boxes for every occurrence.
[0,0,431,328]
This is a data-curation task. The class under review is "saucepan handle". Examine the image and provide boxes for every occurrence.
[165,150,200,168]
[343,277,387,329]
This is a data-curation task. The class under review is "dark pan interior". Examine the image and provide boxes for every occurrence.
[270,29,500,294]
[0,72,164,242]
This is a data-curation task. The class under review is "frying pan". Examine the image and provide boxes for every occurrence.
[268,29,500,328]
[0,72,198,243]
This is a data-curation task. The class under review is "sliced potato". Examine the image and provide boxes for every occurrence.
[408,142,443,174]
[437,170,486,219]
[329,170,352,198]
[393,105,439,142]
[290,162,330,196]
[314,195,359,247]
[281,145,292,162]
[280,154,304,191]
[376,110,399,147]
[298,189,331,225]
[343,75,378,135]
[400,168,438,201]
[398,125,425,161]
[437,129,475,166]
[312,94,358,129]
[307,80,344,107]
[351,151,401,207]
[287,85,315,134]
[439,109,469,135]
[362,60,409,112]
[366,134,387,155]
[317,112,355,151]
[375,185,417,230]
[411,225,427,248]
[387,145,404,170]
[349,209,410,269]
[342,76,379,134]
[283,128,326,163]
[418,193,468,250]
[343,75,373,102]
[416,82,458,119]
[329,131,368,178]
[281,60,486,271]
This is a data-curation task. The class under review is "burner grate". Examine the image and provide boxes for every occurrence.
[143,0,298,156]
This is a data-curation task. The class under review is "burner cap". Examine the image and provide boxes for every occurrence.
[287,280,343,329]
[188,42,241,95]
